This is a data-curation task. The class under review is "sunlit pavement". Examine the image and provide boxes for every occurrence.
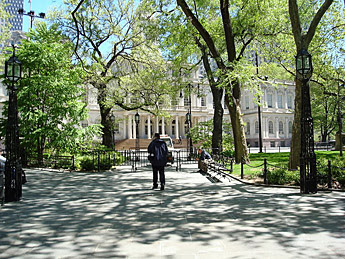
[0,164,344,259]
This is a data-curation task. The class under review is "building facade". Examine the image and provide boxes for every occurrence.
[4,0,23,31]
[84,76,295,147]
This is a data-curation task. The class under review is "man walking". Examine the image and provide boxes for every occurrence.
[148,133,168,190]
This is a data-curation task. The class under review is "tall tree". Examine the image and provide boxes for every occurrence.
[174,0,284,163]
[143,0,225,152]
[8,23,100,162]
[54,0,172,148]
[288,0,335,169]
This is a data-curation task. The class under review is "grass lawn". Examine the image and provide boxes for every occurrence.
[229,151,342,179]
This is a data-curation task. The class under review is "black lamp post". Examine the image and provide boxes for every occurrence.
[18,8,45,29]
[182,83,194,158]
[134,112,140,151]
[296,49,317,194]
[110,114,116,150]
[4,45,23,202]
[134,112,140,170]
[255,52,264,153]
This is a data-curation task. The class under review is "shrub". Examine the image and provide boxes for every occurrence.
[79,156,96,171]
[266,168,299,185]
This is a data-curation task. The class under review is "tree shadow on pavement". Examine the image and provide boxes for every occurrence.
[0,165,344,258]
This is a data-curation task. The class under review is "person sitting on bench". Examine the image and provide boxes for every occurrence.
[197,148,212,173]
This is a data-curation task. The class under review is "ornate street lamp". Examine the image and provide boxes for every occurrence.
[4,45,23,202]
[296,49,317,194]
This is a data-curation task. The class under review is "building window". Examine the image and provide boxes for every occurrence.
[255,121,259,134]
[245,96,249,109]
[287,95,293,109]
[267,94,273,108]
[270,141,275,147]
[279,121,284,134]
[246,122,250,135]
[171,97,178,106]
[184,96,189,107]
[172,120,176,135]
[201,96,206,106]
[278,95,283,108]
[280,141,285,147]
[269,121,274,134]
[289,121,293,134]
[114,122,120,133]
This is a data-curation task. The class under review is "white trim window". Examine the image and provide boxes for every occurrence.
[279,121,284,134]
[278,94,283,108]
[267,93,273,108]
[269,121,274,134]
[246,122,250,135]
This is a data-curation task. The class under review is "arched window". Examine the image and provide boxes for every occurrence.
[287,95,293,109]
[267,93,273,108]
[279,121,284,134]
[255,121,259,134]
[269,121,274,134]
[278,94,283,108]
[289,121,293,134]
[246,122,250,135]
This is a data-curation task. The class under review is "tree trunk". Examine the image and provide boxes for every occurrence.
[198,42,224,154]
[225,93,249,164]
[289,78,301,169]
[212,87,224,154]
[97,84,113,148]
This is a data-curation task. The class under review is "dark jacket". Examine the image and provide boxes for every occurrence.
[148,138,168,167]
[200,150,211,160]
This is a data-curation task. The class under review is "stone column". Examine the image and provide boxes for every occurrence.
[133,115,137,139]
[176,115,179,138]
[155,116,159,133]
[162,117,165,134]
[275,117,279,138]
[128,115,133,139]
[147,115,151,139]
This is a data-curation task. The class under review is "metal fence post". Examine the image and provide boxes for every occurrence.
[264,158,267,184]
[97,151,100,172]
[328,160,332,189]
[241,160,244,179]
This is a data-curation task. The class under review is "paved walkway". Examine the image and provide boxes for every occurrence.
[0,164,345,259]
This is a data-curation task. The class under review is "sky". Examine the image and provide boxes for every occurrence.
[22,0,63,31]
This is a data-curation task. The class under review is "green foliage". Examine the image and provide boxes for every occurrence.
[317,155,345,186]
[189,119,233,152]
[4,23,102,155]
[266,168,299,185]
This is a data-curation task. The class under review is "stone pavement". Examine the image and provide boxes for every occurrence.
[0,164,345,259]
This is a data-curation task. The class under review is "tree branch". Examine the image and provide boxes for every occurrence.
[305,0,334,47]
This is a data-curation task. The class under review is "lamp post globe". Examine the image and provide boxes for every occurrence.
[296,49,313,80]
[134,112,140,125]
[5,53,22,83]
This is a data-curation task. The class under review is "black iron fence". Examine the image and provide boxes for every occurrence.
[15,148,198,172]
[118,149,198,171]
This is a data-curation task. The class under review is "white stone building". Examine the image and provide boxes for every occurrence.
[84,74,295,147]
